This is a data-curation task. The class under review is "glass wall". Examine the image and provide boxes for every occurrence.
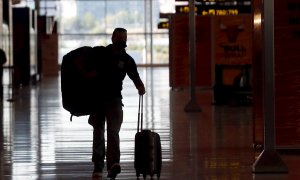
[14,0,169,66]
[58,0,169,65]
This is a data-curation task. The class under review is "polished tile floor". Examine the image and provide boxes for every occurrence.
[0,67,300,180]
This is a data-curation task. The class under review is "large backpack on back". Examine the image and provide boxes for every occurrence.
[61,46,105,120]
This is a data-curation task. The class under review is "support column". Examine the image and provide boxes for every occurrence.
[184,0,201,112]
[252,0,288,173]
[35,0,40,15]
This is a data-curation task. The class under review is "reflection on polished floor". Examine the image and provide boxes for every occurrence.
[1,67,300,180]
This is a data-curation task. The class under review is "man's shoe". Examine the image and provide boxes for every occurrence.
[92,163,103,178]
[92,171,103,178]
[107,163,121,179]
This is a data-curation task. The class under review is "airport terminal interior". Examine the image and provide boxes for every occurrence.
[1,0,300,179]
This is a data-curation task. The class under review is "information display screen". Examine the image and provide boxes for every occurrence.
[175,0,251,15]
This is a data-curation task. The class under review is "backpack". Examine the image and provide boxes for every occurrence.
[61,46,105,121]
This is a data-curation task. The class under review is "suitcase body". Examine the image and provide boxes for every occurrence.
[134,129,162,179]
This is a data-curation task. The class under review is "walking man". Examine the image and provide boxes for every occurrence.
[89,27,146,179]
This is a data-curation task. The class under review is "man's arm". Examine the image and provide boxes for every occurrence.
[125,54,146,95]
[133,77,146,95]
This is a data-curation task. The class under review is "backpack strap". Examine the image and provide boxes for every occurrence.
[70,114,73,122]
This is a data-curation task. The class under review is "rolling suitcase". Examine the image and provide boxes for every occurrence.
[134,95,162,179]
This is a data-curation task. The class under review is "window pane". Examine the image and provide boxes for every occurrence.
[153,33,169,64]
[126,34,146,64]
[105,1,145,33]
[59,1,106,34]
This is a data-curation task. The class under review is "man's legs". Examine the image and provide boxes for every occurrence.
[105,99,123,177]
[89,113,105,176]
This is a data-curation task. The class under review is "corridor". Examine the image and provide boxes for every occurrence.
[0,67,299,180]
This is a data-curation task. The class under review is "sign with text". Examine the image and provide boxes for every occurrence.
[214,15,252,65]
[175,1,251,15]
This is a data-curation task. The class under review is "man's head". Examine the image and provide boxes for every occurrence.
[112,28,127,51]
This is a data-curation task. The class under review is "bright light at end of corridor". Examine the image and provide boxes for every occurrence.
[60,0,77,19]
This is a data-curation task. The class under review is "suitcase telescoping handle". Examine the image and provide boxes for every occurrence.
[137,95,144,133]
